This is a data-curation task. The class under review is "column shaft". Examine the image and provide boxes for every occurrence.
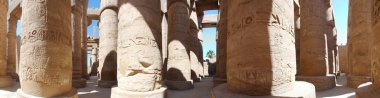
[72,0,86,88]
[7,17,18,79]
[215,0,227,85]
[82,0,89,79]
[347,0,372,88]
[0,0,12,88]
[18,0,77,97]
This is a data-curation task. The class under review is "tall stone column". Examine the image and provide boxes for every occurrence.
[347,0,372,88]
[111,0,166,97]
[162,14,168,80]
[17,0,78,97]
[71,0,86,88]
[166,0,194,90]
[355,1,380,97]
[98,0,118,88]
[0,0,12,88]
[91,47,98,68]
[82,0,89,80]
[215,0,227,86]
[189,7,202,82]
[212,0,315,97]
[297,0,336,91]
[7,17,18,79]
[327,4,337,75]
[294,0,300,76]
[338,45,348,73]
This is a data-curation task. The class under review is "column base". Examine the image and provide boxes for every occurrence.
[72,78,87,88]
[165,80,194,90]
[15,89,78,98]
[211,81,316,98]
[296,75,336,91]
[111,87,166,98]
[347,75,371,88]
[0,75,13,87]
[355,82,380,98]
[98,80,117,88]
[213,77,227,87]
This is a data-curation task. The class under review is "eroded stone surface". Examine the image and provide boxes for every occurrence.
[216,0,227,81]
[72,0,86,88]
[227,0,295,96]
[347,0,372,88]
[0,0,12,88]
[98,8,118,88]
[166,0,194,90]
[112,0,165,97]
[18,0,77,97]
[338,45,348,73]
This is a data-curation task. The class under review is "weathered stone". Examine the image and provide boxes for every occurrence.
[297,0,336,91]
[7,17,18,79]
[190,8,202,82]
[111,0,166,97]
[166,0,194,90]
[100,0,118,12]
[347,0,372,88]
[98,8,118,88]
[215,0,227,86]
[224,0,311,96]
[326,1,338,75]
[294,0,300,76]
[0,0,12,88]
[82,0,90,80]
[91,47,98,69]
[203,61,209,77]
[162,14,168,80]
[17,0,78,97]
[72,0,86,88]
[338,45,348,73]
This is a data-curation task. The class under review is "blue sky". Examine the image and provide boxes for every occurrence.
[16,0,349,60]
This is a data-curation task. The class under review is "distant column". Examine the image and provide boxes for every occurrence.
[297,0,336,91]
[17,0,78,97]
[215,0,227,86]
[0,0,12,88]
[7,17,18,79]
[82,0,89,80]
[111,0,166,97]
[166,0,194,90]
[71,0,86,88]
[189,6,202,82]
[347,0,372,88]
[338,45,348,73]
[98,0,118,88]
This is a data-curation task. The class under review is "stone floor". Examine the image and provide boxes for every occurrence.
[0,75,356,98]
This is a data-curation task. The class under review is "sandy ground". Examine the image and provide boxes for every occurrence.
[0,75,356,98]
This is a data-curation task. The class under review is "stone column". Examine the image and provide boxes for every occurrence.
[356,1,380,97]
[71,0,86,88]
[0,0,12,88]
[297,0,336,91]
[91,47,98,68]
[93,26,97,39]
[98,0,118,88]
[166,0,194,90]
[111,0,166,97]
[338,45,348,73]
[82,0,89,80]
[7,17,18,79]
[347,0,372,88]
[294,0,300,76]
[162,14,168,80]
[212,0,315,97]
[189,7,202,82]
[17,0,78,97]
[215,0,227,86]
[327,5,337,75]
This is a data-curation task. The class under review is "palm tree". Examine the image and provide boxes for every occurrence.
[206,50,216,59]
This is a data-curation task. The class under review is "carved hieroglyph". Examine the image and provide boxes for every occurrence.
[71,0,86,88]
[216,0,227,80]
[115,0,164,93]
[19,0,77,97]
[98,8,118,87]
[0,0,12,88]
[166,0,194,90]
[347,0,372,88]
[227,0,295,96]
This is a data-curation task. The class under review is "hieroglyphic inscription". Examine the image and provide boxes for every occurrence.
[21,30,71,46]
